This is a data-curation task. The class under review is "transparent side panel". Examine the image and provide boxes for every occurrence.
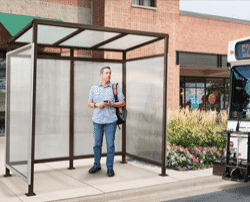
[35,59,70,159]
[126,56,164,163]
[6,44,33,183]
[74,61,122,156]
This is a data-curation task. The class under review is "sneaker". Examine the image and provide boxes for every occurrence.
[89,166,101,174]
[107,169,115,177]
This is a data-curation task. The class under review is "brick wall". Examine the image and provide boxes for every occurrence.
[103,0,179,109]
[101,0,250,110]
[92,0,105,58]
[0,0,91,24]
[39,0,91,8]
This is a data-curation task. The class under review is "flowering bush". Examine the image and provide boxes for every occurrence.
[166,144,224,171]
[167,107,227,148]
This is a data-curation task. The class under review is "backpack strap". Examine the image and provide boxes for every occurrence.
[113,83,123,114]
[113,83,118,98]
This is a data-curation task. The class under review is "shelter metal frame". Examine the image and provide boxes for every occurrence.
[4,19,169,196]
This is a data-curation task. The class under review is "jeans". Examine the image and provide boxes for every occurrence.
[93,122,117,170]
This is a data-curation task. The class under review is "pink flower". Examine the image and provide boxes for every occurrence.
[192,157,199,163]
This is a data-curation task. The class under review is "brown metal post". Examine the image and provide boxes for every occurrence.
[68,48,75,170]
[3,168,11,177]
[26,20,38,196]
[160,36,169,177]
[4,46,11,178]
[121,51,127,164]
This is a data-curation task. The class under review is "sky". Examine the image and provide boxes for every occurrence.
[179,0,250,21]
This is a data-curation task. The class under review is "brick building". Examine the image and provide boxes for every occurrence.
[1,0,250,135]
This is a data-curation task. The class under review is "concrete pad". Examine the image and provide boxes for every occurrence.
[0,136,217,201]
[0,137,4,144]
[54,160,179,193]
[163,169,200,181]
[188,168,213,177]
[44,158,93,170]
[34,164,54,173]
[127,160,161,173]
[44,156,121,170]
[0,144,5,176]
[95,177,178,192]
[1,170,102,202]
[0,180,22,202]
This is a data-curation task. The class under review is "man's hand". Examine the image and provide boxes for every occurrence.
[99,101,112,108]
[107,100,112,107]
[98,102,106,109]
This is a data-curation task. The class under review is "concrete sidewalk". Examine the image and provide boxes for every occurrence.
[0,136,214,202]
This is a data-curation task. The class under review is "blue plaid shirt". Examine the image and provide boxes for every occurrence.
[88,82,125,124]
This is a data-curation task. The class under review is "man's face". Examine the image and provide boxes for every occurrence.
[100,68,111,83]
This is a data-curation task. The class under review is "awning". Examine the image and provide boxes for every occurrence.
[0,13,62,36]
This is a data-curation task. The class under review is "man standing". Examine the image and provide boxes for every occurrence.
[87,66,125,177]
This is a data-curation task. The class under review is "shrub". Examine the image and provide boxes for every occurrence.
[167,107,227,148]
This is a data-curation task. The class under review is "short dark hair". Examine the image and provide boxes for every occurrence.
[100,66,111,74]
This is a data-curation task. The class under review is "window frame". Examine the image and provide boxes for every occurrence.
[132,0,156,8]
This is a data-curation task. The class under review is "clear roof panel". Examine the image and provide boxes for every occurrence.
[99,34,158,50]
[16,27,33,43]
[60,30,120,47]
[37,25,78,44]
[14,22,163,51]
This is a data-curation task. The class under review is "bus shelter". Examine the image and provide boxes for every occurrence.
[4,19,169,196]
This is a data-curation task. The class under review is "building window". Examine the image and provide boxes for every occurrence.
[132,0,156,7]
[180,76,229,112]
[177,52,227,68]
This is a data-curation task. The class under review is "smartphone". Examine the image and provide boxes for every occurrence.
[104,100,109,103]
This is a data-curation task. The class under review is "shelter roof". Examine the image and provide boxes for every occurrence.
[9,19,168,52]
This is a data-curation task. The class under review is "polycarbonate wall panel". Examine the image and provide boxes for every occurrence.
[6,44,33,184]
[126,56,164,163]
[74,61,122,156]
[35,59,70,160]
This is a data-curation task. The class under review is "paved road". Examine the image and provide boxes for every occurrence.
[165,185,250,202]
[53,175,250,202]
